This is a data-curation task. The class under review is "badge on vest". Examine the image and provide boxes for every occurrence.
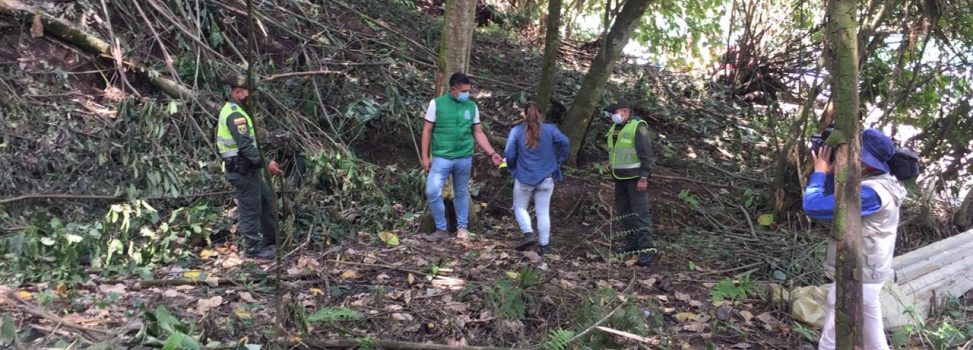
[237,124,248,134]
[233,118,247,125]
[464,110,471,120]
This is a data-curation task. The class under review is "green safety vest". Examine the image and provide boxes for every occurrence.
[607,118,647,180]
[431,94,476,159]
[215,102,256,158]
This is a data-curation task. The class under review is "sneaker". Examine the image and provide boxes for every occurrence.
[539,245,550,256]
[423,230,450,242]
[516,232,538,250]
[456,228,470,240]
[636,252,655,267]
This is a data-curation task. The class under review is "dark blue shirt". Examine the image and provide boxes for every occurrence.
[503,123,570,186]
[803,171,883,220]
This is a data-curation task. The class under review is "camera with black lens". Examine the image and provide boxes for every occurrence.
[810,125,835,160]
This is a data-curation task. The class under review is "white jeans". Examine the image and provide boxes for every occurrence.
[818,282,889,350]
[513,178,554,245]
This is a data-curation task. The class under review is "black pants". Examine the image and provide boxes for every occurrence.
[227,172,277,252]
[614,179,654,249]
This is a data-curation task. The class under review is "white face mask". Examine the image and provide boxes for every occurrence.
[611,113,625,125]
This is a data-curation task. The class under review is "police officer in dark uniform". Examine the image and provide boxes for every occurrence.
[216,75,283,260]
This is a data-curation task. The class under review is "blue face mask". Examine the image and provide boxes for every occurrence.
[457,91,470,102]
[611,113,625,125]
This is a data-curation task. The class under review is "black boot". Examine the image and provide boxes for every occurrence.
[636,252,655,267]
[516,232,538,250]
[539,245,550,256]
[612,242,638,255]
[246,246,276,260]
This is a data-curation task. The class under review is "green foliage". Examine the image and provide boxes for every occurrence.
[307,307,363,323]
[571,291,655,349]
[302,149,423,237]
[792,322,819,343]
[0,314,18,347]
[542,329,575,350]
[0,200,218,283]
[894,297,973,349]
[678,189,700,208]
[148,305,201,350]
[483,274,534,320]
[708,275,757,305]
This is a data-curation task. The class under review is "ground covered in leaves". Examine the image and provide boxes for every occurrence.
[1,0,971,349]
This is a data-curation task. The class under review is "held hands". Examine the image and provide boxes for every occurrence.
[268,160,284,177]
[490,153,503,167]
[811,146,834,174]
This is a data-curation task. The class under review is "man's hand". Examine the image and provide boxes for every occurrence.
[637,178,648,192]
[421,157,431,172]
[811,146,834,174]
[268,160,284,177]
[490,153,503,167]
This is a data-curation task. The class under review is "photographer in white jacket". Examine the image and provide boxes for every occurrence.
[803,129,907,350]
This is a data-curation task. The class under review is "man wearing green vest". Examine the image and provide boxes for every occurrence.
[606,101,656,267]
[421,73,503,241]
[217,75,284,260]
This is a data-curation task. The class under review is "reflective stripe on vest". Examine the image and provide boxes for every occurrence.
[215,102,255,159]
[607,119,646,179]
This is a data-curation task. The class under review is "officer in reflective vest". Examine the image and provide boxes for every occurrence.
[606,101,656,267]
[217,75,283,260]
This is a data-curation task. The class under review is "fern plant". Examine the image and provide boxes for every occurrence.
[542,329,574,350]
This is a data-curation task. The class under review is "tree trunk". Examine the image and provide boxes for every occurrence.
[954,189,973,232]
[561,0,653,164]
[826,0,864,348]
[435,0,477,96]
[535,0,562,114]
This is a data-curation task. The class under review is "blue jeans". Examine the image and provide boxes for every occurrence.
[425,157,472,231]
[513,178,554,245]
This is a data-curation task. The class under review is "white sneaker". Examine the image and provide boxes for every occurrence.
[456,228,470,240]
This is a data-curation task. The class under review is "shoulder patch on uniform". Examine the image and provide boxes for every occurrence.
[230,104,239,111]
[233,117,247,125]
[237,124,248,134]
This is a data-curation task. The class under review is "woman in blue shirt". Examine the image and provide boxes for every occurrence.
[504,102,570,255]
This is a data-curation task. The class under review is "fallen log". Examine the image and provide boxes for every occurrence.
[0,0,213,109]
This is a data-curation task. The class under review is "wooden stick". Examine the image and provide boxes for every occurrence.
[595,326,658,344]
[9,293,114,336]
[264,70,346,81]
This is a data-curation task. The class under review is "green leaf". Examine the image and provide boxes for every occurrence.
[167,101,179,115]
[40,237,56,246]
[377,231,400,246]
[1,314,17,346]
[153,305,183,335]
[65,233,83,243]
[162,330,200,350]
[757,213,774,226]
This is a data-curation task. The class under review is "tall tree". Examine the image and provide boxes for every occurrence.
[535,0,562,114]
[560,0,653,164]
[825,0,864,348]
[436,0,477,96]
